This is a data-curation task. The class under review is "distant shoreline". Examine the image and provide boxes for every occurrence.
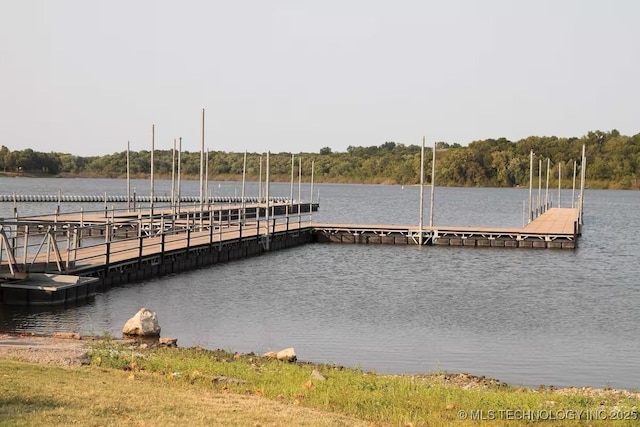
[0,172,628,191]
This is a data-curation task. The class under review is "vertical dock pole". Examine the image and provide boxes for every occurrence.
[150,124,155,216]
[297,157,302,226]
[290,154,294,206]
[310,160,315,224]
[430,140,436,227]
[127,140,131,212]
[418,137,425,245]
[257,155,262,202]
[171,139,176,213]
[579,144,586,226]
[528,150,533,222]
[571,160,578,208]
[558,161,562,208]
[178,137,182,213]
[241,151,247,223]
[265,152,271,250]
[545,158,550,210]
[56,189,61,216]
[537,159,542,216]
[205,148,210,216]
[199,108,205,220]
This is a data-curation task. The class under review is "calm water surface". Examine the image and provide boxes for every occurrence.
[0,177,639,389]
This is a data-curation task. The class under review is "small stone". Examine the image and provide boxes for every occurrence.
[311,369,326,381]
[159,337,178,347]
[52,332,81,340]
[212,375,247,384]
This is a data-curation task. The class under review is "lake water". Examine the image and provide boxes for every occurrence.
[1,177,639,390]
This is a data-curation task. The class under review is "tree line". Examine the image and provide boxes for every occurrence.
[1,129,639,189]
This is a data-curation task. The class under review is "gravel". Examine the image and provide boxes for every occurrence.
[0,333,92,366]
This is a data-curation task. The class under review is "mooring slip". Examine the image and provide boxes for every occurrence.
[0,204,581,306]
[313,207,580,249]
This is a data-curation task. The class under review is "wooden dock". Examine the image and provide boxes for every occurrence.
[0,205,580,305]
[313,208,579,249]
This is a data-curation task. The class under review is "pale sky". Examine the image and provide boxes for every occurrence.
[1,0,638,156]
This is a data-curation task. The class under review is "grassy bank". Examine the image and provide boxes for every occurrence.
[2,340,639,426]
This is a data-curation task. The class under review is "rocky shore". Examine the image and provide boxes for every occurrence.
[2,331,639,403]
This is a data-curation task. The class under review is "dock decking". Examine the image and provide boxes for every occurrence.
[1,205,581,305]
[313,208,579,249]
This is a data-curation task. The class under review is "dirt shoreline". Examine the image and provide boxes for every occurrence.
[0,333,93,366]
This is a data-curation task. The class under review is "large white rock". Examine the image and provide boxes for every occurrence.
[276,347,297,362]
[122,308,161,337]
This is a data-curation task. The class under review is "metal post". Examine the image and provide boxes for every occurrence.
[178,137,182,213]
[208,210,214,250]
[161,216,166,262]
[150,124,155,215]
[171,139,176,213]
[258,155,263,202]
[430,140,436,227]
[72,227,78,266]
[218,205,222,251]
[199,108,205,217]
[56,188,61,216]
[241,151,247,224]
[22,225,28,265]
[127,140,131,212]
[186,213,191,257]
[265,152,270,250]
[545,158,550,211]
[537,159,542,217]
[579,144,586,225]
[558,161,562,208]
[104,239,110,278]
[418,137,425,245]
[572,160,577,209]
[79,207,84,248]
[309,160,315,224]
[203,148,209,229]
[528,150,533,222]
[297,157,302,225]
[290,153,294,206]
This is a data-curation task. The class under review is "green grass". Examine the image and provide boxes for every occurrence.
[87,341,640,426]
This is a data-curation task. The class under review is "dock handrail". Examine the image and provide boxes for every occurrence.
[0,201,316,275]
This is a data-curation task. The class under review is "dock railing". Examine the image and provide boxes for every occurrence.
[0,200,315,275]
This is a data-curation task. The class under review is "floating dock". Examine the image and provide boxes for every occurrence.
[0,272,98,306]
[0,203,317,305]
[0,204,580,306]
[314,208,579,249]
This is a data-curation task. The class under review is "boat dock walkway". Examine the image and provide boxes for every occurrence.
[313,207,579,249]
[0,205,580,305]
